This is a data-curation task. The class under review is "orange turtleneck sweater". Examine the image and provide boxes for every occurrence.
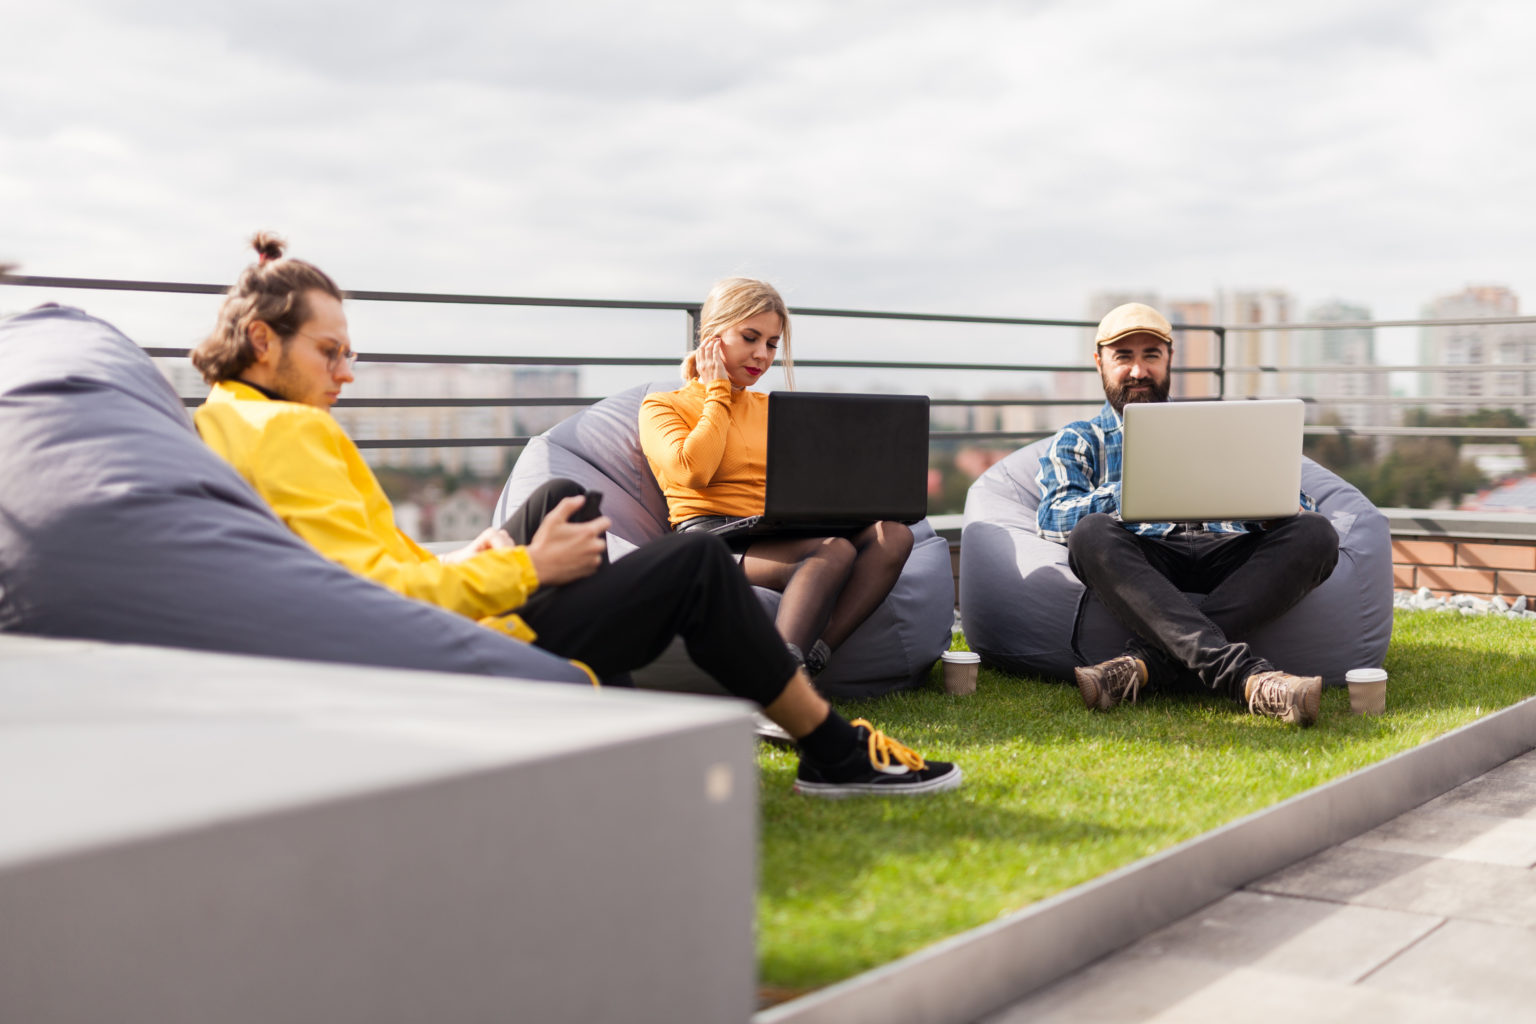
[640,378,769,525]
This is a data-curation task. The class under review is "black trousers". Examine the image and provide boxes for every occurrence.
[1066,512,1339,699]
[502,479,798,706]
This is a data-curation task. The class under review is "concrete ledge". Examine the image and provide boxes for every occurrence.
[0,635,759,1024]
[1383,507,1536,542]
[757,695,1536,1024]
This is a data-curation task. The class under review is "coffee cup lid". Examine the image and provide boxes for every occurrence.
[1345,668,1388,684]
[941,651,981,664]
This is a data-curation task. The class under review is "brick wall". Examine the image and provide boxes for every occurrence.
[1392,537,1536,601]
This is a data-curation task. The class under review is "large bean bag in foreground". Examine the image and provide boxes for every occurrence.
[495,381,955,698]
[0,304,590,685]
[959,437,1393,688]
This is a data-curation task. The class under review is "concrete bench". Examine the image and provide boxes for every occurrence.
[0,634,758,1024]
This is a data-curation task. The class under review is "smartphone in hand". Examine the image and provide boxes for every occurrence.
[569,490,604,524]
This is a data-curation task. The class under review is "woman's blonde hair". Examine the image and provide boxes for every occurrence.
[190,232,342,384]
[682,277,794,389]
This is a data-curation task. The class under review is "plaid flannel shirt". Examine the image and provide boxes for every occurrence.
[1034,402,1316,544]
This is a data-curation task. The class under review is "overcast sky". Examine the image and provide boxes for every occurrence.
[4,0,1535,373]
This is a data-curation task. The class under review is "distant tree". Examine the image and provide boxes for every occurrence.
[1369,437,1486,508]
[1309,408,1496,509]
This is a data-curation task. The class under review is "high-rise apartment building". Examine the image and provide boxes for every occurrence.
[1418,286,1534,419]
[1217,290,1294,399]
[1298,300,1387,443]
[1163,299,1218,399]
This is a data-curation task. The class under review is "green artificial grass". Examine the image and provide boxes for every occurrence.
[755,610,1536,996]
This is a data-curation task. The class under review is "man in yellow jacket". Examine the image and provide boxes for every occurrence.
[187,234,961,798]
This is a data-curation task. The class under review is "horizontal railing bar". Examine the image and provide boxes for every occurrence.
[2,276,229,297]
[176,396,605,410]
[134,347,1536,379]
[335,397,602,409]
[929,431,1055,442]
[1212,315,1536,331]
[929,398,1105,408]
[353,437,533,449]
[345,424,1536,450]
[170,393,1536,413]
[1305,425,1536,438]
[1232,363,1536,374]
[17,275,1536,334]
[1274,394,1536,406]
[143,347,677,368]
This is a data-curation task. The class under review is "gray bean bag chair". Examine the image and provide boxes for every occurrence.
[959,437,1393,688]
[495,381,954,698]
[0,304,590,685]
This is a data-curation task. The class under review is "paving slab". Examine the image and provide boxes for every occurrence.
[1483,749,1536,783]
[1345,803,1536,866]
[1415,771,1536,820]
[1362,918,1536,1012]
[1120,890,1441,984]
[1251,845,1536,926]
[982,952,1502,1024]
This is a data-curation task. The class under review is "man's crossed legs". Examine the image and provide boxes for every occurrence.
[1066,512,1339,725]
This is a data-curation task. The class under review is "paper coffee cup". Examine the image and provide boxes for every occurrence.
[941,651,981,695]
[1345,667,1387,715]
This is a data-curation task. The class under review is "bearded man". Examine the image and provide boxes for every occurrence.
[1035,302,1339,726]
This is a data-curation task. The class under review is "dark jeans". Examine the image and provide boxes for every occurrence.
[502,479,798,705]
[1066,512,1339,699]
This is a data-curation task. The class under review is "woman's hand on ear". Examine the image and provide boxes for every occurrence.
[697,338,728,382]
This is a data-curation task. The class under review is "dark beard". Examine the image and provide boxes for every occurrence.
[1102,374,1170,414]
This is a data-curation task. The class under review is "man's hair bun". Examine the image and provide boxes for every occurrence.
[251,231,286,264]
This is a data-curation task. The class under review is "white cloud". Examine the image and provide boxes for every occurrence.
[4,0,1536,372]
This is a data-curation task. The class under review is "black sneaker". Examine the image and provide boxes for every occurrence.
[793,719,962,798]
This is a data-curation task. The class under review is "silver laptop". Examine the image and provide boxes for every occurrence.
[1119,399,1304,522]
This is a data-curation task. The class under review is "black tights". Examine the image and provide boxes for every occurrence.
[740,521,914,654]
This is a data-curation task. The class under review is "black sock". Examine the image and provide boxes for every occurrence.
[797,711,861,766]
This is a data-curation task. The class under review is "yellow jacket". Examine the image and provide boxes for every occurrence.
[640,378,768,525]
[195,380,539,642]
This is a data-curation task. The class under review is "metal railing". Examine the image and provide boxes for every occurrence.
[7,274,1536,448]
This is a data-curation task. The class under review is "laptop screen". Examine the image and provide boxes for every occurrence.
[765,392,929,522]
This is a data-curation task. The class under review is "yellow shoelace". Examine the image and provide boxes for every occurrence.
[849,718,928,771]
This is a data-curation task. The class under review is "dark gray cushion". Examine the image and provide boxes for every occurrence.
[959,436,1393,687]
[0,305,589,685]
[496,381,955,697]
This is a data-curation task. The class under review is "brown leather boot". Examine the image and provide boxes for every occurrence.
[1244,670,1323,726]
[1074,655,1148,711]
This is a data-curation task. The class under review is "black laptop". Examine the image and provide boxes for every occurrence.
[705,392,930,539]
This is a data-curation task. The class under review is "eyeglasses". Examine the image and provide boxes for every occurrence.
[293,331,358,372]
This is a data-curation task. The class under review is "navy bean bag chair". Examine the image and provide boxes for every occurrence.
[959,437,1393,688]
[495,381,954,698]
[0,304,590,685]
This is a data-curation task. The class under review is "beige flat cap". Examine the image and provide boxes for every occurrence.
[1095,302,1173,347]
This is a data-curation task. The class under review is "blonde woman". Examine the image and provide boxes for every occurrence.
[640,278,915,679]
